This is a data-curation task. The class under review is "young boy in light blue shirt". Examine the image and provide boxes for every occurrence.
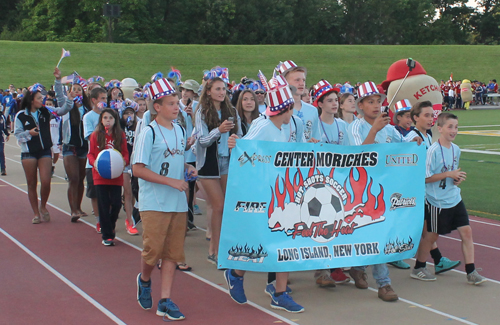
[133,78,197,321]
[413,113,486,285]
[346,81,421,302]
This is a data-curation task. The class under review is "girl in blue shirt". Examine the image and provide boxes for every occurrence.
[195,75,242,265]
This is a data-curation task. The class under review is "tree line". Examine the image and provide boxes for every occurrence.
[1,0,498,45]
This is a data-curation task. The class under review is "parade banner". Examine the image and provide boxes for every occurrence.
[218,140,426,272]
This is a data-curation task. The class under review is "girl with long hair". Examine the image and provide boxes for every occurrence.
[87,108,129,246]
[195,73,242,265]
[235,89,259,136]
[338,93,358,124]
[53,68,92,222]
[14,84,53,224]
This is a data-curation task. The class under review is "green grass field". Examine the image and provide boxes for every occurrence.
[1,41,500,88]
[453,109,500,220]
[1,41,499,220]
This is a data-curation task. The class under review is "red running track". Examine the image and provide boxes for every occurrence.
[435,215,500,281]
[0,182,287,324]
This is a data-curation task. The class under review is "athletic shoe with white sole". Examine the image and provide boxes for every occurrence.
[411,267,436,281]
[467,270,487,285]
[264,281,292,297]
[271,292,304,313]
[136,273,153,310]
[156,299,185,320]
[224,269,247,304]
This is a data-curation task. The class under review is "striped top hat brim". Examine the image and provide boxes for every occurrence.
[147,78,176,100]
[393,98,412,123]
[312,79,340,107]
[355,81,386,114]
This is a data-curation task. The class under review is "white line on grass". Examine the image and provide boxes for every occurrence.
[462,149,500,155]
[459,125,500,128]
[0,226,127,325]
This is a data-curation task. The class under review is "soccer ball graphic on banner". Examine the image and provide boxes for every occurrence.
[300,184,344,230]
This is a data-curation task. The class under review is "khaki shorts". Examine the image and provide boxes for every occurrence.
[140,211,186,266]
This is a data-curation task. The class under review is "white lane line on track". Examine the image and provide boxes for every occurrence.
[470,219,500,227]
[441,235,500,251]
[0,178,298,325]
[0,226,127,325]
[366,287,478,325]
[1,179,492,324]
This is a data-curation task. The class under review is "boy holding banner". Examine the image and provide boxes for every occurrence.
[225,72,304,313]
[346,81,422,302]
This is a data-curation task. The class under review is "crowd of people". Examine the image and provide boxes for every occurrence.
[0,61,488,320]
[439,79,499,109]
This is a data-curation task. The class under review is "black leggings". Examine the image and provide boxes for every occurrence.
[95,185,122,241]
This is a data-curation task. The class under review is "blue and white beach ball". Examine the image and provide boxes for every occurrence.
[95,149,124,179]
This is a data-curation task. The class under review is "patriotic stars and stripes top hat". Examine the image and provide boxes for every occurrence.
[146,78,177,101]
[393,99,412,123]
[258,70,294,116]
[312,79,340,107]
[355,81,387,114]
[275,60,308,77]
[72,75,88,92]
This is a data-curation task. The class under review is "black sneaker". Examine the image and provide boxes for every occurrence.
[1,170,6,176]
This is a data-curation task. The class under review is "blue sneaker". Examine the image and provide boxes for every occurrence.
[136,273,152,310]
[271,292,304,313]
[264,282,292,297]
[156,299,185,320]
[435,257,461,274]
[224,269,247,304]
[388,260,410,269]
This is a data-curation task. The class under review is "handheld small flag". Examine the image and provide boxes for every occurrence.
[56,48,71,68]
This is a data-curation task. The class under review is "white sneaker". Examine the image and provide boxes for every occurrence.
[411,267,436,281]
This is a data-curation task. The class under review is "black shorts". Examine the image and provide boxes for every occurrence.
[425,200,469,235]
[62,144,88,159]
[21,148,52,160]
[86,168,97,198]
[198,142,219,178]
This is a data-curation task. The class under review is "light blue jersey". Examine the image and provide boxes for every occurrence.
[258,104,267,114]
[244,118,287,142]
[406,129,432,149]
[319,117,349,145]
[347,118,408,145]
[83,110,100,168]
[293,101,321,141]
[425,142,461,209]
[133,120,188,213]
[249,115,305,143]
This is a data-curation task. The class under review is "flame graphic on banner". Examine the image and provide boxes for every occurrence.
[343,168,385,224]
